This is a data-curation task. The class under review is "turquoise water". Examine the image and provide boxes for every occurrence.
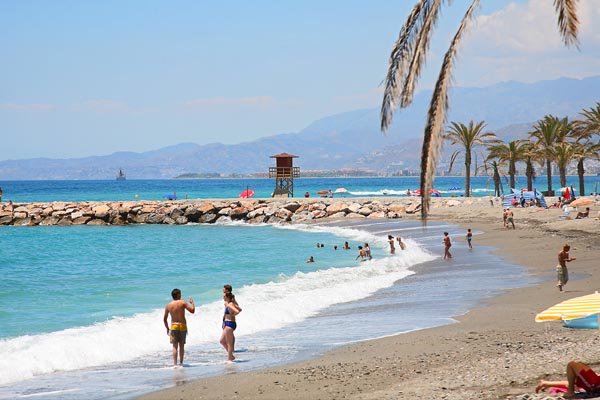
[1,176,597,203]
[0,178,545,399]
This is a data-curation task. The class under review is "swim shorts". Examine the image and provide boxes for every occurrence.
[170,322,187,344]
[556,264,569,285]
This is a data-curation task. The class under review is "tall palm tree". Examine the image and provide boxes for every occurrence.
[479,158,506,197]
[486,140,527,190]
[553,142,577,188]
[444,120,499,197]
[572,140,600,195]
[380,1,580,218]
[521,141,539,192]
[573,102,600,194]
[529,115,569,195]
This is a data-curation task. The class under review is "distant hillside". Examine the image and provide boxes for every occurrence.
[0,76,598,179]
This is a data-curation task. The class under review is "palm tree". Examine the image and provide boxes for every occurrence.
[380,1,580,218]
[553,142,577,188]
[479,158,506,197]
[521,142,539,192]
[573,102,600,194]
[573,141,600,195]
[529,115,568,195]
[486,140,528,190]
[444,120,499,197]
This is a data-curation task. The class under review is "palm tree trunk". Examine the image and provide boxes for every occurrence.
[509,160,516,189]
[526,161,534,191]
[559,166,566,188]
[464,152,471,197]
[493,171,500,197]
[546,159,553,194]
[578,159,585,195]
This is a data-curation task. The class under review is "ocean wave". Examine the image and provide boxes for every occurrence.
[0,225,435,386]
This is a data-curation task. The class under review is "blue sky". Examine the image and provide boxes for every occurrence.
[1,0,599,160]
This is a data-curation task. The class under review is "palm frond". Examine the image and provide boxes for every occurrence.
[380,2,424,132]
[419,0,480,218]
[553,0,579,48]
[401,0,443,108]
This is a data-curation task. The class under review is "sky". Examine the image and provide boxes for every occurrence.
[1,0,599,161]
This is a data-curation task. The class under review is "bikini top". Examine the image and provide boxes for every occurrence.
[225,306,230,315]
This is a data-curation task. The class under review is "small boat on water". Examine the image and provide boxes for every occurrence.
[116,168,126,181]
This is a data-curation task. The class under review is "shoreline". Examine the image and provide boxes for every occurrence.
[138,197,600,400]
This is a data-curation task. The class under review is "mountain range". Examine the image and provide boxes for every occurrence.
[1,76,599,180]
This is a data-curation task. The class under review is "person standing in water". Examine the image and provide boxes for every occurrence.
[466,229,473,249]
[396,236,407,250]
[556,244,576,292]
[363,243,372,260]
[388,235,396,254]
[443,232,452,259]
[163,288,195,366]
[220,292,241,361]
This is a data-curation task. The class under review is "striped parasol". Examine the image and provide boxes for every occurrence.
[535,292,600,322]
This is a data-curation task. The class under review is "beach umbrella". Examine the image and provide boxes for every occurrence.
[570,197,594,207]
[239,188,255,198]
[571,184,577,200]
[317,190,328,195]
[535,292,600,324]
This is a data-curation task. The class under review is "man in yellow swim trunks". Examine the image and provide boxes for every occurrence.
[163,288,195,366]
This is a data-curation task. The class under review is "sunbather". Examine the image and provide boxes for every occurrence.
[575,207,590,219]
[536,361,600,398]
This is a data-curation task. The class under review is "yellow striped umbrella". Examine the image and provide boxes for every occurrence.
[535,292,600,322]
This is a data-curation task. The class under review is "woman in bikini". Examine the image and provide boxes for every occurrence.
[220,292,241,361]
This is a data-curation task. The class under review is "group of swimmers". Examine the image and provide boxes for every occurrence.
[163,284,242,366]
[387,235,407,254]
[308,236,409,263]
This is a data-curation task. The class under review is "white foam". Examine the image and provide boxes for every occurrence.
[0,225,435,386]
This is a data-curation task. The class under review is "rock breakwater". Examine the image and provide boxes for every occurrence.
[0,198,420,226]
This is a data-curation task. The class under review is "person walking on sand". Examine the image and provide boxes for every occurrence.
[502,209,508,229]
[506,209,515,229]
[220,292,241,361]
[466,229,473,249]
[163,288,195,366]
[388,235,396,254]
[443,232,452,259]
[557,244,576,292]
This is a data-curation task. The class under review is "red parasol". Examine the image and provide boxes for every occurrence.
[239,189,255,198]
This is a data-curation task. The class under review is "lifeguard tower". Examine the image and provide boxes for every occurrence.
[269,153,300,197]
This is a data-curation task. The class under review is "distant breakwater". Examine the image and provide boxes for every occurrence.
[0,198,423,226]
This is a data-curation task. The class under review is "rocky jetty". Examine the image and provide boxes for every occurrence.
[0,198,421,226]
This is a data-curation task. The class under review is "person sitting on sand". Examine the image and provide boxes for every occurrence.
[306,256,315,263]
[536,361,600,398]
[575,207,590,219]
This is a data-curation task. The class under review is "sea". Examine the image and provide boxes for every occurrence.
[0,176,596,399]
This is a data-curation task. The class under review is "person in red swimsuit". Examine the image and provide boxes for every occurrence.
[536,361,600,398]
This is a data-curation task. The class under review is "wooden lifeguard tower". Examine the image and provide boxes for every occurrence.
[269,153,300,197]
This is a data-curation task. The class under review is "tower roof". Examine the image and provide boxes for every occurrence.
[270,152,298,158]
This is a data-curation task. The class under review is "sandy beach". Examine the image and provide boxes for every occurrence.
[139,196,600,400]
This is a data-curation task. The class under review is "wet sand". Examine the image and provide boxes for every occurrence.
[139,196,600,400]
